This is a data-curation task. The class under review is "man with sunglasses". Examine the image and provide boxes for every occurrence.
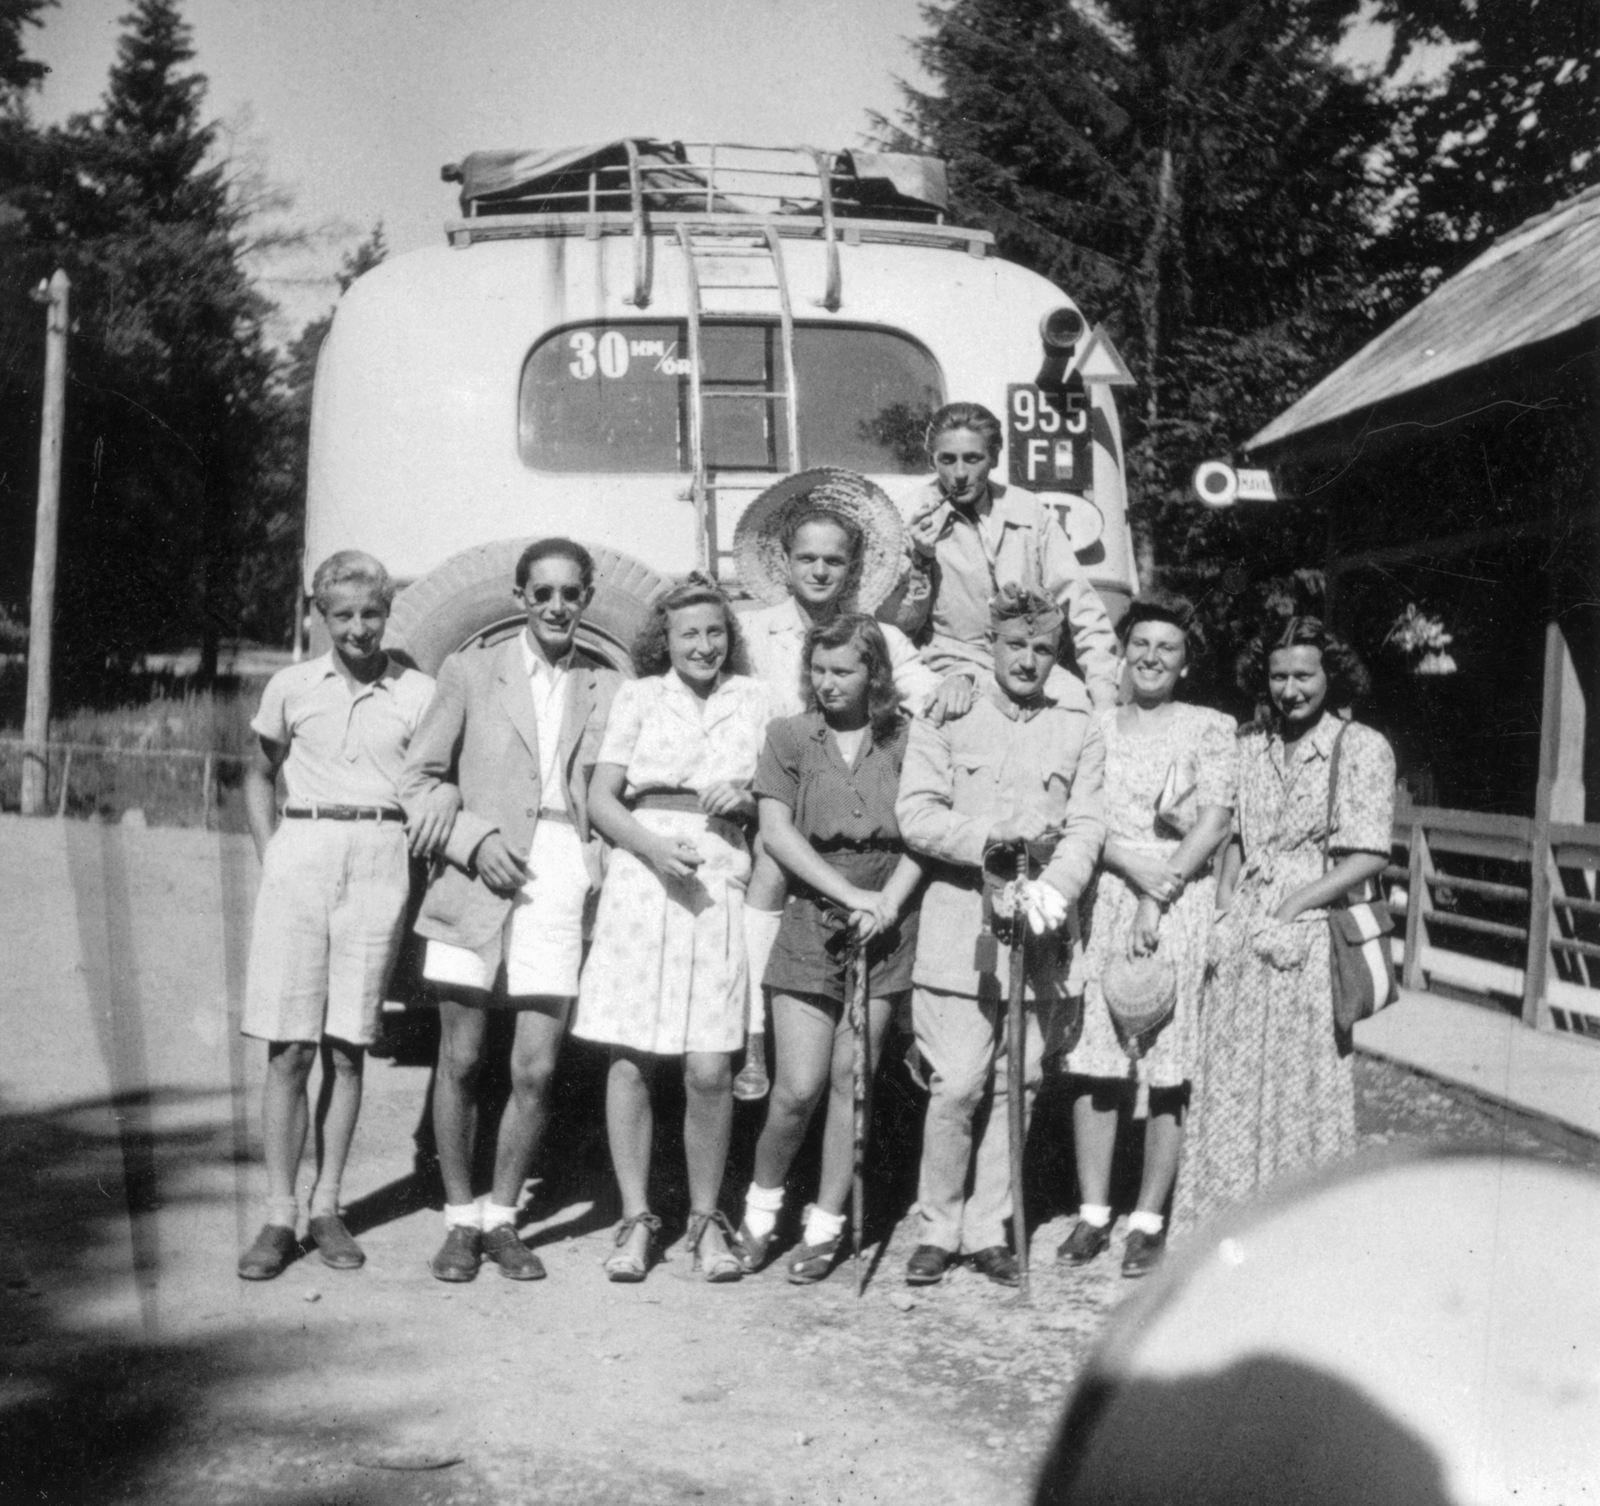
[880,401,1120,718]
[402,539,621,1283]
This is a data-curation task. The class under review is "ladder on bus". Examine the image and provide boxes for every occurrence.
[676,221,802,577]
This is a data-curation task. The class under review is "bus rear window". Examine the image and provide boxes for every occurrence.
[519,321,943,474]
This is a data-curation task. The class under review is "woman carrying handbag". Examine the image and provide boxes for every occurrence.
[1176,615,1395,1229]
[1058,593,1236,1278]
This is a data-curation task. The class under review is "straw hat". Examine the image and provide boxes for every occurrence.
[733,468,908,613]
[1101,950,1178,1044]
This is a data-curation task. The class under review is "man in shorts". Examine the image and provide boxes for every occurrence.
[895,585,1106,1287]
[402,539,621,1282]
[237,550,455,1280]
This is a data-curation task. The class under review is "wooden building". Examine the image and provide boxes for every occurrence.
[1245,187,1599,1039]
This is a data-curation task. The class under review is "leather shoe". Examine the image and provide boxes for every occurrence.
[1121,1227,1166,1278]
[430,1224,482,1282]
[1056,1217,1114,1265]
[307,1213,365,1270]
[238,1223,297,1281]
[482,1224,547,1280]
[905,1243,956,1286]
[968,1245,1021,1288]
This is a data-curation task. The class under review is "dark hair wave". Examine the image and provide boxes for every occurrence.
[1236,614,1370,727]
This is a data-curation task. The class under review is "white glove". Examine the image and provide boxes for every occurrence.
[1021,879,1070,936]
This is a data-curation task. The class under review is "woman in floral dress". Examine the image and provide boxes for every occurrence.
[1176,615,1395,1228]
[1058,593,1237,1278]
[576,578,773,1283]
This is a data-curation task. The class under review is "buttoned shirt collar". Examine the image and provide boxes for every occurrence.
[315,650,398,696]
[985,683,1058,723]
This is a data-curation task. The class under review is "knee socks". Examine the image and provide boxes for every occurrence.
[743,906,782,1035]
[742,1181,785,1240]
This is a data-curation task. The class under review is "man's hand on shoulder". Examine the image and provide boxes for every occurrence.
[925,673,977,727]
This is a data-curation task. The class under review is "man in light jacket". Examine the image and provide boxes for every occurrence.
[402,539,621,1284]
[896,585,1106,1288]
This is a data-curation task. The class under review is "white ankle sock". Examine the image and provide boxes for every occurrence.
[444,1200,483,1230]
[308,1187,340,1218]
[1079,1203,1112,1228]
[743,1181,785,1239]
[743,907,782,1033]
[804,1206,846,1246]
[482,1200,519,1231]
[1128,1210,1165,1235]
[265,1196,299,1230]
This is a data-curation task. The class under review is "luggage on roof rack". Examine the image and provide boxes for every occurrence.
[440,140,949,223]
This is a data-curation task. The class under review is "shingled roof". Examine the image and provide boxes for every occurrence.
[1247,185,1600,454]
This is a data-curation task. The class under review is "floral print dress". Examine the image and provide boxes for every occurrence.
[574,671,773,1056]
[1175,713,1395,1228]
[1068,702,1238,1088]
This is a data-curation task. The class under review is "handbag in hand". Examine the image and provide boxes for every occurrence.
[1155,753,1200,837]
[1323,720,1399,1032]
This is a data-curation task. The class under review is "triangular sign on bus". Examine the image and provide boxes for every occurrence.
[1073,324,1136,386]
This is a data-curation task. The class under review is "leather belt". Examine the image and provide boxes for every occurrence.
[630,790,704,815]
[283,804,404,823]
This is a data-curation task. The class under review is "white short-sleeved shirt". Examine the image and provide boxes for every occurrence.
[251,653,435,807]
[596,671,773,798]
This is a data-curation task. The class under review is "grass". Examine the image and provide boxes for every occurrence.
[0,684,269,830]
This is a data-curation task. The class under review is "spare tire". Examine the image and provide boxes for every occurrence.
[385,539,673,676]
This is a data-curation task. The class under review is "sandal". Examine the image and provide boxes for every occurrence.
[734,1218,773,1275]
[603,1212,661,1283]
[786,1235,843,1285]
[686,1210,744,1284]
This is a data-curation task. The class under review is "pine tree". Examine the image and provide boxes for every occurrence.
[21,0,277,687]
[1380,0,1599,279]
[883,0,1392,582]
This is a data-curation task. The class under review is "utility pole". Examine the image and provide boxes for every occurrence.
[21,269,69,816]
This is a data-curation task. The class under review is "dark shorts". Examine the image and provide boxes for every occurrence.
[764,849,918,1003]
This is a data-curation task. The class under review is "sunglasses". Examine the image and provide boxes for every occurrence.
[522,584,586,606]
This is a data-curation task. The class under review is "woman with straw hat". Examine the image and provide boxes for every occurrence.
[1058,592,1236,1279]
[729,470,941,1101]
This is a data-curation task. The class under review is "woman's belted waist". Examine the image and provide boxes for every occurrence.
[630,789,703,815]
[629,787,753,837]
[813,836,904,855]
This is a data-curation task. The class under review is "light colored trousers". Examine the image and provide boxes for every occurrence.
[912,984,1047,1253]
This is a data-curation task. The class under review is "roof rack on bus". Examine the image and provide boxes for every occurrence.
[439,140,992,308]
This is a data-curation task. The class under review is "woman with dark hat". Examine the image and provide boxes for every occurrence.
[1057,592,1236,1279]
[1175,615,1394,1227]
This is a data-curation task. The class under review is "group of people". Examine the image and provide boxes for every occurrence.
[235,402,1396,1296]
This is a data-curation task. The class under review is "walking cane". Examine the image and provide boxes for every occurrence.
[1004,843,1031,1303]
[847,934,871,1297]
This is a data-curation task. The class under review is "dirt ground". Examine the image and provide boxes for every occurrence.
[2,815,1597,1505]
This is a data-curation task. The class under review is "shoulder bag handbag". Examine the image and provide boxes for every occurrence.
[1324,719,1400,1033]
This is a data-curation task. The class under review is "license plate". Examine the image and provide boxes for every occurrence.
[1006,383,1091,493]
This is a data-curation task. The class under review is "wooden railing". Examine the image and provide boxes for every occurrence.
[1384,796,1600,1041]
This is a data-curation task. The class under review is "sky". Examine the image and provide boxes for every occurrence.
[27,0,1435,342]
[31,0,936,338]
